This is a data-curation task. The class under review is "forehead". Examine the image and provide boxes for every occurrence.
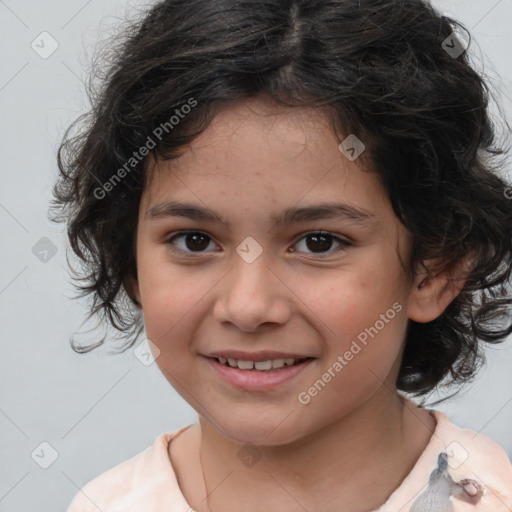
[139,97,394,232]
[198,97,334,148]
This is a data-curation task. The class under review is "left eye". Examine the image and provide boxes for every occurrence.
[165,231,351,257]
[291,231,351,257]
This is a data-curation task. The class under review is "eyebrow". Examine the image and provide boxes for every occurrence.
[145,200,377,229]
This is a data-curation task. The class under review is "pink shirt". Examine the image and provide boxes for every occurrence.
[66,410,512,511]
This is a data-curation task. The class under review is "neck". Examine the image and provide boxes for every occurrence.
[196,391,436,512]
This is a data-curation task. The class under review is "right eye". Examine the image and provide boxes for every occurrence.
[165,231,219,255]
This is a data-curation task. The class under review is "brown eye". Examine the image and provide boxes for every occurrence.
[291,231,351,258]
[166,231,217,253]
[165,230,352,258]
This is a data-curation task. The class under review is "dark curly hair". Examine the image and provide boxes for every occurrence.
[50,0,512,396]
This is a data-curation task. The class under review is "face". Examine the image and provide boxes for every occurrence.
[131,96,418,446]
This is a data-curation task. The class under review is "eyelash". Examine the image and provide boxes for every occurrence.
[164,230,352,259]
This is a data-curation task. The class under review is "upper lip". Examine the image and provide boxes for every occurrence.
[206,350,314,362]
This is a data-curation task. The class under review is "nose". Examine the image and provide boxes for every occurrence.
[213,252,291,333]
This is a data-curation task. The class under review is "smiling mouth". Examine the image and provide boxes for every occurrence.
[206,355,315,390]
[212,356,312,372]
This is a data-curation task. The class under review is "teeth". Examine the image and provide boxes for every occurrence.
[237,360,254,370]
[217,357,306,370]
[254,360,272,370]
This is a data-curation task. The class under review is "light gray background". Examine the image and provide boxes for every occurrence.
[0,0,511,510]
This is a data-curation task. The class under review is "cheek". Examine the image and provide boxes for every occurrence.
[136,254,200,335]
[296,263,407,367]
[297,266,391,333]
[139,268,204,377]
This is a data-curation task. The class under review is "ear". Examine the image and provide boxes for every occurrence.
[407,255,474,323]
[124,273,142,309]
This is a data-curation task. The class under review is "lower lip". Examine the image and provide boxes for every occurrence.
[205,357,315,391]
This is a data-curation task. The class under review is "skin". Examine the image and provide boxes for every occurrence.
[128,95,468,512]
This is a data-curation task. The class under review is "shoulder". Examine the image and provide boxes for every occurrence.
[429,410,512,510]
[65,426,194,512]
[378,407,512,512]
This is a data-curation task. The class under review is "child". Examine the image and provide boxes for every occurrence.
[51,0,512,510]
